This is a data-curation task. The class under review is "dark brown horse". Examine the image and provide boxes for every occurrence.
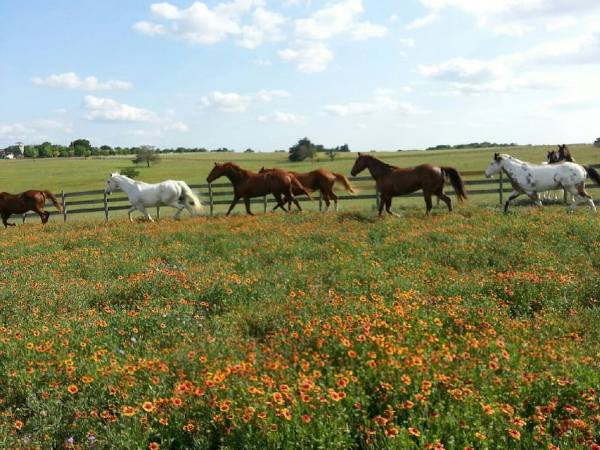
[0,190,63,227]
[350,153,468,216]
[206,162,313,216]
[259,167,356,211]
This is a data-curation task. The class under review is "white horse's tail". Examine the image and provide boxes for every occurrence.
[178,181,203,214]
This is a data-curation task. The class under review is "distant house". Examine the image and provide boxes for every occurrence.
[0,150,14,159]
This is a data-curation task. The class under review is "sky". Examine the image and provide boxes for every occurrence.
[2,0,600,153]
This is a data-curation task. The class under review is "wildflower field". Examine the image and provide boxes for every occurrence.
[1,205,599,449]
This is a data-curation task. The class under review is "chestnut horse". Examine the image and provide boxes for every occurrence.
[0,190,63,227]
[259,167,356,211]
[350,153,468,217]
[206,162,313,216]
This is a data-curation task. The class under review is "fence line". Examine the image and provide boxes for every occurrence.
[19,168,600,223]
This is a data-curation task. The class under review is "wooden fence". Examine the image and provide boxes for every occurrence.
[18,168,600,223]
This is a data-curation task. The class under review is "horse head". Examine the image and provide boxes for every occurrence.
[485,154,504,178]
[206,163,223,183]
[547,150,559,164]
[558,144,575,162]
[105,172,121,194]
[350,153,368,176]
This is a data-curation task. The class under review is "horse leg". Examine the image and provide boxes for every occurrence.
[435,190,453,212]
[173,205,185,220]
[527,193,543,208]
[424,191,434,214]
[40,210,50,224]
[504,190,523,213]
[242,196,254,215]
[329,191,339,212]
[384,198,401,217]
[272,192,289,213]
[1,212,14,227]
[226,195,241,216]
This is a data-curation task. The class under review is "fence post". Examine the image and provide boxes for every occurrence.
[499,172,504,205]
[61,191,67,221]
[104,192,109,221]
[208,184,213,216]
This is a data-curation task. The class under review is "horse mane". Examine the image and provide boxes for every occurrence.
[221,162,246,173]
[362,154,399,171]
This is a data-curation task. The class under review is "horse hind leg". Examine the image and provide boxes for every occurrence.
[1,212,14,227]
[435,189,452,212]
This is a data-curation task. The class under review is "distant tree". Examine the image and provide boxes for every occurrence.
[39,141,54,158]
[119,167,139,179]
[24,144,38,158]
[338,144,350,152]
[132,145,161,167]
[289,137,317,162]
[244,148,255,153]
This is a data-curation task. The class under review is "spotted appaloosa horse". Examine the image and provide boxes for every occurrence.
[0,190,63,227]
[485,153,600,213]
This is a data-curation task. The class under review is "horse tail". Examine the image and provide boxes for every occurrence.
[292,177,314,202]
[42,190,63,213]
[584,165,600,187]
[440,167,468,203]
[178,182,203,213]
[331,171,357,194]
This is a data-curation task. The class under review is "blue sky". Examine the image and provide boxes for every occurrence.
[2,0,600,152]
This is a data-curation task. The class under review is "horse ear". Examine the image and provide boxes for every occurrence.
[358,152,363,156]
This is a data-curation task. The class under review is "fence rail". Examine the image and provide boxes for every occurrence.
[19,167,600,223]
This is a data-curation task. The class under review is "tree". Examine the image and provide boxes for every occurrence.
[132,145,161,168]
[289,137,317,162]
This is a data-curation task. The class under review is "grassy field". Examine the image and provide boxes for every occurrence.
[2,143,599,220]
[2,143,598,194]
[0,203,600,449]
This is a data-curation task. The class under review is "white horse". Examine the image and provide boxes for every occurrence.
[484,153,600,214]
[105,172,202,222]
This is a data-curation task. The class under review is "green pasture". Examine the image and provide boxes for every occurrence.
[2,143,599,194]
[1,143,599,222]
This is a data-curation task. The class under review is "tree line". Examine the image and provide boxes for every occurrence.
[2,138,349,162]
[426,142,518,151]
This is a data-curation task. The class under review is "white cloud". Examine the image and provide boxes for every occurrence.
[400,38,415,47]
[165,121,189,132]
[278,41,333,73]
[352,22,387,40]
[200,89,291,113]
[293,0,386,41]
[34,119,73,133]
[417,57,512,82]
[82,95,159,122]
[257,111,306,123]
[133,0,284,47]
[237,7,286,48]
[404,12,440,30]
[0,123,36,137]
[324,95,422,116]
[420,0,600,35]
[31,72,132,90]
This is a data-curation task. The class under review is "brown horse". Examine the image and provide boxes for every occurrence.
[350,153,468,216]
[259,167,356,211]
[206,162,313,216]
[0,190,63,227]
